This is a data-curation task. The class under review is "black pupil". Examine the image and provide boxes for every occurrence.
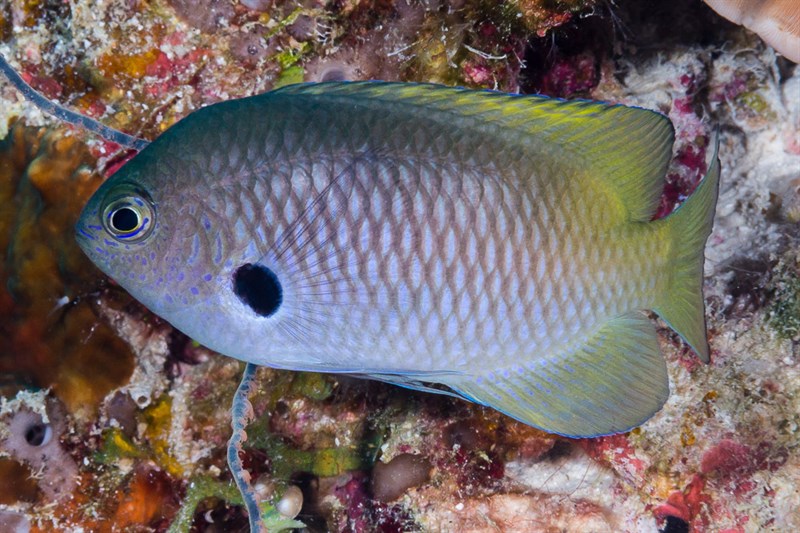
[111,207,139,232]
[233,263,283,317]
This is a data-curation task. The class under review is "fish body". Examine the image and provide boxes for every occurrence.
[76,82,719,437]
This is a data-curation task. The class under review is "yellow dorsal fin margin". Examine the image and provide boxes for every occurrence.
[274,81,675,222]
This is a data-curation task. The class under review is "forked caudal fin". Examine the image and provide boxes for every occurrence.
[653,135,720,363]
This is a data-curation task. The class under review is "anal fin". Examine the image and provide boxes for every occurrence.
[359,371,464,399]
[445,313,669,437]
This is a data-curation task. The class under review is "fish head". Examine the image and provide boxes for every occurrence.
[74,102,316,367]
[75,118,242,318]
[76,159,174,313]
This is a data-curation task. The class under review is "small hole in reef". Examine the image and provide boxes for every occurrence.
[274,400,289,416]
[321,68,347,82]
[233,263,283,317]
[24,422,52,447]
[661,515,690,533]
[111,207,140,232]
[135,395,150,407]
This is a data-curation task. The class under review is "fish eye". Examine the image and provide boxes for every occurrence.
[101,190,155,242]
[111,206,140,232]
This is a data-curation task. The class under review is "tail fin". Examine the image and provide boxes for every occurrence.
[654,137,720,363]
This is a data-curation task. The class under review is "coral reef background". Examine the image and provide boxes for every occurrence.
[1,0,798,531]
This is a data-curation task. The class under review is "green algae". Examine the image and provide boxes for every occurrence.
[275,64,305,88]
[768,256,800,341]
[258,496,307,532]
[738,91,777,121]
[165,476,305,532]
[95,427,145,464]
[264,6,308,39]
[143,395,184,476]
[95,396,182,477]
[245,422,368,479]
[166,476,242,533]
[409,29,465,86]
[290,372,333,401]
[235,370,380,479]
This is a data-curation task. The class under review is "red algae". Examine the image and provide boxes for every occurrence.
[111,466,182,530]
[0,458,39,505]
[700,439,757,476]
[537,53,600,97]
[516,0,595,34]
[654,475,709,525]
[579,433,648,486]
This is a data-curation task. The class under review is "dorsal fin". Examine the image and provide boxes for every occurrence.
[273,81,675,222]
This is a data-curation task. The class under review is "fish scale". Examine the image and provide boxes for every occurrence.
[77,82,719,437]
[244,157,615,369]
[319,176,574,356]
[269,161,591,364]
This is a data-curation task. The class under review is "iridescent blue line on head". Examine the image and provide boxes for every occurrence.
[0,53,150,151]
[77,227,96,240]
[112,216,151,241]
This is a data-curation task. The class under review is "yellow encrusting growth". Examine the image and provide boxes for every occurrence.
[143,395,184,477]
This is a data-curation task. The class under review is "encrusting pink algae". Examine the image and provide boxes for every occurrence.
[1,0,799,531]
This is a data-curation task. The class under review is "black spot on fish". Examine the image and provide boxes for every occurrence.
[233,263,282,317]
